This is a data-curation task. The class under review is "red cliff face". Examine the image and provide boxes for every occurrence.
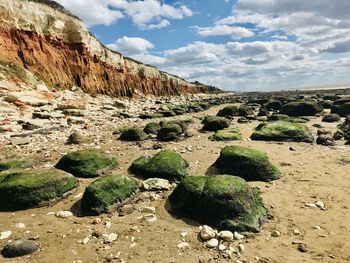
[0,1,219,97]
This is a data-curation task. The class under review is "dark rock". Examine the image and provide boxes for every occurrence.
[1,240,38,258]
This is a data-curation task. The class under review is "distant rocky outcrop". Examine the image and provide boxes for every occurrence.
[0,0,220,97]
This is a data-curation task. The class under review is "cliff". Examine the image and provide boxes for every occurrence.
[0,0,220,97]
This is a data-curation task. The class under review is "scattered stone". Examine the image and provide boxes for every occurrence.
[218,244,227,251]
[234,231,245,240]
[143,213,157,223]
[206,238,219,248]
[15,223,26,229]
[0,231,12,240]
[238,243,245,252]
[141,178,172,191]
[200,225,216,241]
[297,243,308,253]
[316,201,325,209]
[293,229,301,235]
[141,206,156,214]
[271,230,281,237]
[10,137,31,146]
[103,233,118,244]
[218,230,234,241]
[177,242,190,250]
[56,210,73,218]
[81,237,90,245]
[1,239,38,258]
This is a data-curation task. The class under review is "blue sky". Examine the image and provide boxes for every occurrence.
[56,0,350,91]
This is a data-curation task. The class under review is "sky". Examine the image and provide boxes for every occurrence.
[55,0,350,91]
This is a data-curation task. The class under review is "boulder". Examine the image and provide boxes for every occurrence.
[202,116,230,131]
[251,121,313,142]
[338,102,350,117]
[213,145,281,182]
[130,150,188,181]
[55,150,118,178]
[210,128,242,141]
[268,114,290,122]
[322,113,341,123]
[157,123,183,141]
[119,128,147,141]
[66,131,87,145]
[238,105,254,116]
[143,122,161,135]
[266,100,282,111]
[169,175,267,232]
[1,240,38,258]
[0,169,78,209]
[280,101,322,116]
[331,98,350,114]
[81,174,138,215]
[216,106,238,118]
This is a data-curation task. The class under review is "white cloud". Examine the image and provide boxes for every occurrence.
[56,0,192,28]
[196,25,254,39]
[107,36,154,56]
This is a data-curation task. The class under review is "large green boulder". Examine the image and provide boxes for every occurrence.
[0,169,78,209]
[251,121,313,142]
[55,150,118,178]
[143,122,161,135]
[266,100,282,111]
[0,159,28,172]
[130,150,188,181]
[213,145,281,181]
[338,102,350,117]
[119,128,147,141]
[216,106,238,117]
[210,128,242,141]
[331,98,350,114]
[268,114,290,122]
[238,105,254,116]
[157,123,183,141]
[169,175,267,232]
[202,116,230,131]
[280,101,322,116]
[81,174,138,215]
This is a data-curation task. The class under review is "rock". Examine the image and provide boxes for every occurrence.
[268,114,290,122]
[234,231,245,240]
[141,206,156,214]
[338,102,350,117]
[1,239,38,258]
[206,238,219,248]
[157,123,183,141]
[202,116,230,131]
[62,109,89,117]
[141,178,172,191]
[81,237,90,245]
[119,128,147,141]
[210,128,242,141]
[293,229,301,235]
[0,231,12,240]
[0,169,78,209]
[266,100,282,111]
[143,122,161,135]
[0,159,28,172]
[103,233,118,244]
[130,150,189,181]
[280,101,322,116]
[316,135,335,146]
[169,175,268,232]
[177,242,190,250]
[213,145,281,182]
[15,223,26,229]
[238,243,245,252]
[218,244,227,251]
[81,174,138,215]
[251,121,313,143]
[57,100,86,110]
[66,131,87,145]
[297,243,308,253]
[271,230,281,237]
[55,150,118,178]
[238,105,254,116]
[200,225,216,241]
[216,106,238,118]
[322,114,340,123]
[56,210,73,218]
[10,137,31,146]
[315,201,325,209]
[218,230,234,241]
[143,213,157,223]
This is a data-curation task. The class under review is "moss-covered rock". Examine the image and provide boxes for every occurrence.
[266,100,282,111]
[213,145,281,182]
[157,123,183,141]
[161,120,188,133]
[81,174,138,215]
[143,122,161,135]
[237,117,250,123]
[268,114,290,122]
[0,159,28,172]
[66,131,86,145]
[280,100,323,116]
[139,113,164,119]
[238,105,254,116]
[119,128,147,141]
[331,98,350,114]
[251,121,313,142]
[169,175,267,232]
[0,169,78,209]
[55,150,118,178]
[210,128,242,141]
[322,113,341,123]
[130,150,188,181]
[216,106,238,117]
[202,116,230,131]
[338,102,350,117]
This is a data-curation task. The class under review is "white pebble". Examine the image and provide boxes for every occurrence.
[177,242,190,250]
[218,230,234,241]
[56,210,73,218]
[0,231,12,240]
[234,231,245,240]
[206,238,219,248]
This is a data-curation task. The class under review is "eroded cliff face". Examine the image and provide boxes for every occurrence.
[0,0,218,97]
